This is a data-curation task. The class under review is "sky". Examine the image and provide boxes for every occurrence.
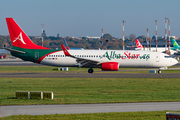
[1,0,180,38]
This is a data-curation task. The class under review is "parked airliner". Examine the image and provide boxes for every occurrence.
[5,18,178,73]
[172,39,180,51]
[135,39,177,55]
[63,38,83,50]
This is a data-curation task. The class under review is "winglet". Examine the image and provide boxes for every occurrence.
[61,44,71,56]
[63,38,70,50]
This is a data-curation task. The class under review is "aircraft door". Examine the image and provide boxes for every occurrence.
[35,52,39,60]
[156,54,160,62]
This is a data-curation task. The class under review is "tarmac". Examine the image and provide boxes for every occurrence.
[0,72,180,78]
[1,102,180,118]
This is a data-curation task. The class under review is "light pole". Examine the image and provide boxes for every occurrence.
[122,20,126,50]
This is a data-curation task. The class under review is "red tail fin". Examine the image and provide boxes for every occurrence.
[6,18,49,49]
[135,39,144,48]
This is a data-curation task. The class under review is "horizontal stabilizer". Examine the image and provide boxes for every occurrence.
[4,48,25,54]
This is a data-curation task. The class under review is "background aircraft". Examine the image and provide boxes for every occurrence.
[135,39,177,55]
[5,18,178,73]
[63,38,83,50]
[172,39,180,51]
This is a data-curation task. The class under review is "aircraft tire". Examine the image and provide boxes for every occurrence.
[88,68,94,73]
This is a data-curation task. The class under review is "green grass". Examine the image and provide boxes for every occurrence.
[1,111,179,120]
[1,78,180,105]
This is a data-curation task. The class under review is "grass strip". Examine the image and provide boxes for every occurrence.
[1,78,180,105]
[1,111,180,120]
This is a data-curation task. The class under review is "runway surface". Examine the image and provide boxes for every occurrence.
[0,72,180,78]
[0,102,180,117]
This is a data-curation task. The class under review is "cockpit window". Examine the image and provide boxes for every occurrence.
[164,56,172,58]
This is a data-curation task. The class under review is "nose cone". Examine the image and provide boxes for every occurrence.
[168,58,178,67]
[171,58,178,66]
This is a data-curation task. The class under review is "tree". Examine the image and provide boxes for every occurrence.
[92,41,101,49]
[136,35,146,43]
[57,33,59,38]
[129,34,136,42]
[103,33,112,40]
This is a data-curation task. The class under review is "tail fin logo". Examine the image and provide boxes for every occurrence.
[173,41,178,47]
[135,39,143,48]
[13,32,26,44]
[173,42,177,47]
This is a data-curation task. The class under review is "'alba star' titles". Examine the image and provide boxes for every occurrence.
[100,51,150,60]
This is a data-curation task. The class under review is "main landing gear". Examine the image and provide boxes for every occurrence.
[158,69,161,74]
[88,68,94,73]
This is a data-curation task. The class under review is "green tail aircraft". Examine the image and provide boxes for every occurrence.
[171,39,180,51]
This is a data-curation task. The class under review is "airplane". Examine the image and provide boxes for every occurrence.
[171,39,180,51]
[5,18,178,73]
[0,49,9,59]
[63,38,83,50]
[135,39,177,55]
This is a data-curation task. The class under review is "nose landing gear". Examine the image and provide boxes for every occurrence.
[158,69,161,74]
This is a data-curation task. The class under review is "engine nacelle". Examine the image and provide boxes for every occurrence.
[101,62,119,71]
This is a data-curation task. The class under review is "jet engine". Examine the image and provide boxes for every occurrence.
[101,62,119,71]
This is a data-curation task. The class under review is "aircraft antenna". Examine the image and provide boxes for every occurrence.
[122,20,126,50]
[155,20,158,52]
[165,17,168,54]
[41,24,44,47]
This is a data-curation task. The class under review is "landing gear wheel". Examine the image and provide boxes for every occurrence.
[158,70,161,74]
[88,68,94,73]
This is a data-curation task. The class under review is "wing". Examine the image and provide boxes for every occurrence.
[61,44,100,68]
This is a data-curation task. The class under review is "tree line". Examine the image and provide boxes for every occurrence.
[0,33,175,50]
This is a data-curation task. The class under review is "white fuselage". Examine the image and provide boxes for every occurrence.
[40,49,178,68]
[135,47,177,55]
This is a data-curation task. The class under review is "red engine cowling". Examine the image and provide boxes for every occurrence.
[101,62,119,71]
